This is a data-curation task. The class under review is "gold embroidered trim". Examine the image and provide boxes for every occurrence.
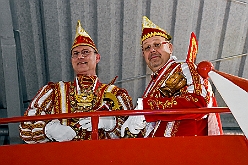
[142,31,170,42]
[20,122,45,130]
[147,98,177,109]
[22,135,46,142]
[171,121,180,137]
[187,62,202,96]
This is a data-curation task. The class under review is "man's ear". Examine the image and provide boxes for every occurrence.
[96,53,101,63]
[164,43,173,54]
[168,43,173,54]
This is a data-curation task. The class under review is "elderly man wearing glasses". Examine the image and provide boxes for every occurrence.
[121,16,223,138]
[19,20,133,143]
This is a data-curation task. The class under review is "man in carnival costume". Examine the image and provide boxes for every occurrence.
[19,20,133,143]
[121,16,222,138]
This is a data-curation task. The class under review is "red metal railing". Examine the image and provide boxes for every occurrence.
[0,107,230,140]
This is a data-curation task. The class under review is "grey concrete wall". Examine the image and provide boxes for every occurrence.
[0,0,247,143]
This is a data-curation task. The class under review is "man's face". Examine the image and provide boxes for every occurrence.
[142,36,173,72]
[71,45,100,75]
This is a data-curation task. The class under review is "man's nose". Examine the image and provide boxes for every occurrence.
[78,53,85,58]
[150,47,156,52]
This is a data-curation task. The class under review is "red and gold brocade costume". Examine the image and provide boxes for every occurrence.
[19,75,133,143]
[141,57,222,137]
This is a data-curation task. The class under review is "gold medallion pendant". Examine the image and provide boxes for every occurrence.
[70,83,97,113]
[75,90,95,111]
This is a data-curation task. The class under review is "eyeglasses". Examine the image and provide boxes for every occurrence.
[142,41,170,52]
[71,50,96,59]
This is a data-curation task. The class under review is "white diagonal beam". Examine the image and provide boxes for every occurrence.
[209,71,248,138]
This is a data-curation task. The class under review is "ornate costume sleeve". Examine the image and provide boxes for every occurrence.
[103,85,133,139]
[184,62,222,135]
[19,83,55,143]
[144,62,210,122]
[143,93,207,122]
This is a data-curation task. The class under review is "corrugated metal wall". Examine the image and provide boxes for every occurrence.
[0,0,247,144]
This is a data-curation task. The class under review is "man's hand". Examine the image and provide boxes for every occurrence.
[45,119,76,142]
[78,117,92,130]
[120,115,146,137]
[98,116,116,131]
[79,116,116,131]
